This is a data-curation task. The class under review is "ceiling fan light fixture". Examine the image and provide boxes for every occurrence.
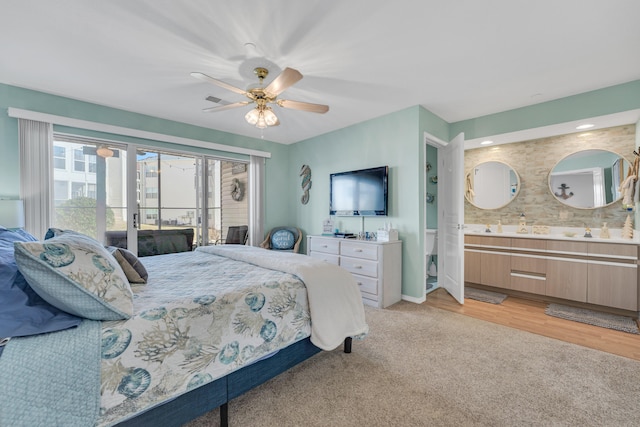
[263,108,279,126]
[245,108,260,125]
[96,145,114,158]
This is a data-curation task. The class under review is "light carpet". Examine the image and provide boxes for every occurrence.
[464,287,507,304]
[545,303,640,334]
[186,301,640,427]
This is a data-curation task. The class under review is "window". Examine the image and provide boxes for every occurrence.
[88,156,97,173]
[87,183,97,199]
[145,187,158,199]
[71,182,85,198]
[74,149,86,172]
[145,169,158,178]
[53,146,66,169]
[49,134,252,249]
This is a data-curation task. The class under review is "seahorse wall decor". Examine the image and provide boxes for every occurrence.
[300,164,312,205]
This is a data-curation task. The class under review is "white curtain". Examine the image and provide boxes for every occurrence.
[18,119,52,239]
[248,155,265,246]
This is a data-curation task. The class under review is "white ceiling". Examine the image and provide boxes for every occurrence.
[1,0,639,145]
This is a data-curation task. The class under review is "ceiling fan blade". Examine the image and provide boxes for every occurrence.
[191,72,246,95]
[202,101,250,113]
[264,67,303,97]
[278,99,329,114]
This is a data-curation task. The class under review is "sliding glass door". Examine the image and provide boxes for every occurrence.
[51,135,250,255]
[51,137,127,242]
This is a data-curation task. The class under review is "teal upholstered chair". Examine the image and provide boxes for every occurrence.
[260,226,302,253]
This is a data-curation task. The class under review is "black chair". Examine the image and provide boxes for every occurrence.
[220,225,248,245]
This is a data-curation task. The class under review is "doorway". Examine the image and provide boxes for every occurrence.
[425,142,439,294]
[423,132,465,303]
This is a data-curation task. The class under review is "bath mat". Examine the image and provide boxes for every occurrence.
[464,287,507,304]
[545,303,640,334]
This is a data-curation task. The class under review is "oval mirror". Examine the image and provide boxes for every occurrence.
[465,161,520,209]
[549,149,631,209]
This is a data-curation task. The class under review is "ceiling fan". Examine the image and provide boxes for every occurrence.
[191,67,329,129]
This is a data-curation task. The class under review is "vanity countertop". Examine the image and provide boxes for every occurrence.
[464,224,640,245]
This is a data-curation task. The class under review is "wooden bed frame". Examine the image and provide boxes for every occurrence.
[116,337,353,427]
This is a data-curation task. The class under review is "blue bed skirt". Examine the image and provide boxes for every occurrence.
[115,337,322,427]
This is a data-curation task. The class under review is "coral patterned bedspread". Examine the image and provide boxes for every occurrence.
[98,249,312,426]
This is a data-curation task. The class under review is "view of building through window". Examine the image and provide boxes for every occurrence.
[51,137,248,251]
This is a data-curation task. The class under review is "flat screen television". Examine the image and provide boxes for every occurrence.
[330,166,388,216]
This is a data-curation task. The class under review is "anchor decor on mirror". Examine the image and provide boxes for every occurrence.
[300,164,312,205]
[555,183,574,200]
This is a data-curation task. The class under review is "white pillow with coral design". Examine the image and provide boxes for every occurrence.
[14,230,133,320]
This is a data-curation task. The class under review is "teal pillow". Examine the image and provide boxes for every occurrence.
[271,229,295,250]
[14,230,133,320]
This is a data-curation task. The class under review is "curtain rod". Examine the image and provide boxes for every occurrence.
[7,107,271,158]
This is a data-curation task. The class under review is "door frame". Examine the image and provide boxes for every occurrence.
[423,131,465,303]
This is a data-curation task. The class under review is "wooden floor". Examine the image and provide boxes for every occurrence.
[424,287,640,361]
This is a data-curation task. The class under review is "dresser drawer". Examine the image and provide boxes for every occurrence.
[340,241,378,261]
[352,274,378,296]
[309,238,340,255]
[309,251,339,265]
[340,256,378,278]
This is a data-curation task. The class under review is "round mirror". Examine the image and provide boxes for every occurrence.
[465,161,520,209]
[548,149,631,209]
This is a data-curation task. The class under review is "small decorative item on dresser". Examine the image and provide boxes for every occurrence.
[583,227,592,238]
[377,228,398,242]
[516,213,528,234]
[622,214,634,240]
[485,224,491,233]
[532,225,549,235]
[599,222,610,239]
[496,220,503,233]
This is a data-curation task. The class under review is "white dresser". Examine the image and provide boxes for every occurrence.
[307,235,402,308]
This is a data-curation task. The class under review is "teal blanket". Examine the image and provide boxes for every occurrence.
[0,320,101,427]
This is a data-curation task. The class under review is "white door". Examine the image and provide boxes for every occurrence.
[439,132,465,303]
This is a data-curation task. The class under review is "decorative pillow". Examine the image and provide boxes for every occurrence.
[0,227,81,340]
[14,229,133,320]
[271,229,295,250]
[107,246,148,284]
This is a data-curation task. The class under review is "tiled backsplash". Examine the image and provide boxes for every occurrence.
[464,124,637,229]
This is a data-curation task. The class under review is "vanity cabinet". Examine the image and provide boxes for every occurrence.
[464,234,639,312]
[586,243,638,311]
[307,236,402,308]
[545,241,588,302]
[510,238,547,294]
[464,236,511,289]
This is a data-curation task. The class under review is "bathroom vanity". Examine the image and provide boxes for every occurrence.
[464,232,640,313]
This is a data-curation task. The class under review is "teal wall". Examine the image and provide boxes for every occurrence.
[0,83,292,229]
[451,80,640,141]
[1,80,638,302]
[289,106,450,300]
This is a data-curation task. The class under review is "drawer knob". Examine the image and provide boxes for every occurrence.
[354,265,362,269]
[354,249,363,252]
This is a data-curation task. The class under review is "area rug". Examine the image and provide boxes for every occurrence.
[464,287,507,304]
[545,303,640,334]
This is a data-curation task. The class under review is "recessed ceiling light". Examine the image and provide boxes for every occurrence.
[576,123,594,130]
[480,140,494,145]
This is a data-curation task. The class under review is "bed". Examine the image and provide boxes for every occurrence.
[0,228,368,427]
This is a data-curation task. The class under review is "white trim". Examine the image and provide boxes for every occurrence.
[8,107,271,158]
